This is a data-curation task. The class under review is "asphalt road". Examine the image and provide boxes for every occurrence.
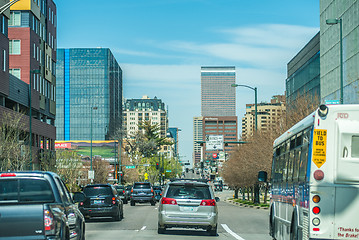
[85,190,272,240]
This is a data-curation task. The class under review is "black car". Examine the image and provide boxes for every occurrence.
[130,182,155,206]
[114,185,128,204]
[79,184,124,221]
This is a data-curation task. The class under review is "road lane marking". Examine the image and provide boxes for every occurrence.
[221,224,245,240]
[141,226,147,231]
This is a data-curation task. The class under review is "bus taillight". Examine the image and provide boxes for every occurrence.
[312,217,320,226]
[313,206,321,214]
[312,195,321,203]
[314,170,324,181]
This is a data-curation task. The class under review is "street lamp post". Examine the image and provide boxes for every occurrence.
[326,18,343,104]
[231,84,258,131]
[29,69,41,169]
[90,107,98,171]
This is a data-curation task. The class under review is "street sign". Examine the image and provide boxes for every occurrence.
[166,170,172,173]
[144,172,149,180]
[205,135,224,151]
[325,99,340,105]
[88,170,94,180]
[126,165,136,169]
[143,164,150,167]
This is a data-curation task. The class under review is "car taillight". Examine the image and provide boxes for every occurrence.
[112,197,116,201]
[123,190,125,194]
[161,197,177,205]
[0,173,16,177]
[200,199,216,206]
[131,189,133,193]
[151,188,154,193]
[80,202,84,206]
[44,210,54,232]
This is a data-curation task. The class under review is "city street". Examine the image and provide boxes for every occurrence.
[85,190,271,240]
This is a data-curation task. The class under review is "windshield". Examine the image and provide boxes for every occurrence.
[84,186,112,196]
[166,185,211,199]
[133,183,151,189]
[0,178,54,203]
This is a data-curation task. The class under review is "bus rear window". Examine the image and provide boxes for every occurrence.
[352,136,359,158]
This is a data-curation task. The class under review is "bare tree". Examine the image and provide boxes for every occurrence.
[0,111,30,171]
[56,149,83,192]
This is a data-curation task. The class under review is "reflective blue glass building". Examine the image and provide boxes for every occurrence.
[56,48,122,141]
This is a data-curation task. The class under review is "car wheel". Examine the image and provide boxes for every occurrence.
[123,199,128,204]
[207,225,217,236]
[120,208,124,220]
[151,200,156,206]
[113,210,121,221]
[130,200,135,206]
[158,224,165,234]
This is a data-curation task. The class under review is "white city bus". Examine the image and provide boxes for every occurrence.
[269,104,359,240]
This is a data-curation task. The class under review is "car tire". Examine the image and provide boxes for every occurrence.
[120,207,124,220]
[113,209,121,221]
[151,200,156,206]
[207,225,217,236]
[130,200,135,206]
[158,224,165,234]
[123,199,128,204]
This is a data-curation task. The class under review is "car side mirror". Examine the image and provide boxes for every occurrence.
[215,197,220,202]
[73,192,85,203]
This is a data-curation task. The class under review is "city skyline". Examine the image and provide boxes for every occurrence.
[56,0,320,163]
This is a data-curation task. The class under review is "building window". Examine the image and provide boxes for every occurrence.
[9,68,21,79]
[9,12,21,26]
[3,49,6,72]
[9,40,21,55]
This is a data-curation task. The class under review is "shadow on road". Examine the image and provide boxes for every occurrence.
[161,229,217,237]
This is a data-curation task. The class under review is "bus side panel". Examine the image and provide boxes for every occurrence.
[334,186,359,239]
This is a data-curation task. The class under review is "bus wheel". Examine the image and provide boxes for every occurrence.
[269,207,276,238]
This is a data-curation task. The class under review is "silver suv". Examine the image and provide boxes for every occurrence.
[158,179,219,236]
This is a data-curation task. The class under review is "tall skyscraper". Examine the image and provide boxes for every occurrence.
[56,48,122,141]
[201,66,236,116]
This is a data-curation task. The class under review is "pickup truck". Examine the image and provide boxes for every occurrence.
[0,171,85,240]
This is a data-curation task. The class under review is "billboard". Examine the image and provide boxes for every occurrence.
[205,135,224,151]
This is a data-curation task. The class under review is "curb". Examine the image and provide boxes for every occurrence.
[224,199,269,210]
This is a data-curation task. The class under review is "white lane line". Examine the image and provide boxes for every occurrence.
[141,226,147,231]
[221,224,245,240]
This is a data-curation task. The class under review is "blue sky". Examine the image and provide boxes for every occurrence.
[57,0,320,164]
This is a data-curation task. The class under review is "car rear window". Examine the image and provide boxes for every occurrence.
[166,185,211,199]
[133,183,151,189]
[84,186,112,196]
[0,178,54,203]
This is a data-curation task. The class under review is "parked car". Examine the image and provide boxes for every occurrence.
[158,179,219,235]
[130,182,155,206]
[114,185,128,204]
[78,184,124,221]
[0,171,85,239]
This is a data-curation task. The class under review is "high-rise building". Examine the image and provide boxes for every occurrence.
[320,1,359,104]
[241,95,286,140]
[56,48,123,141]
[202,116,238,160]
[193,116,203,165]
[1,0,57,168]
[123,95,168,139]
[201,66,236,116]
[286,32,320,110]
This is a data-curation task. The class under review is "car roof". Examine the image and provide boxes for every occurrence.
[169,179,209,186]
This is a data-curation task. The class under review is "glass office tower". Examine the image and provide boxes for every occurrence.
[56,48,122,141]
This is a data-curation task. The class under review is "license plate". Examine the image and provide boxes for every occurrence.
[181,206,197,212]
[94,200,104,204]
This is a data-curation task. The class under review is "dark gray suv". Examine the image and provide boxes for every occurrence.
[130,182,155,206]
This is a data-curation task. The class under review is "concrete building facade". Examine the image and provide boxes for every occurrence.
[123,95,168,139]
[193,116,203,165]
[241,95,286,140]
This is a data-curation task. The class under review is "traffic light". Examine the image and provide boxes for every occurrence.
[156,162,159,170]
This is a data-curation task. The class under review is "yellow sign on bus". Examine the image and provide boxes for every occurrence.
[312,129,327,168]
